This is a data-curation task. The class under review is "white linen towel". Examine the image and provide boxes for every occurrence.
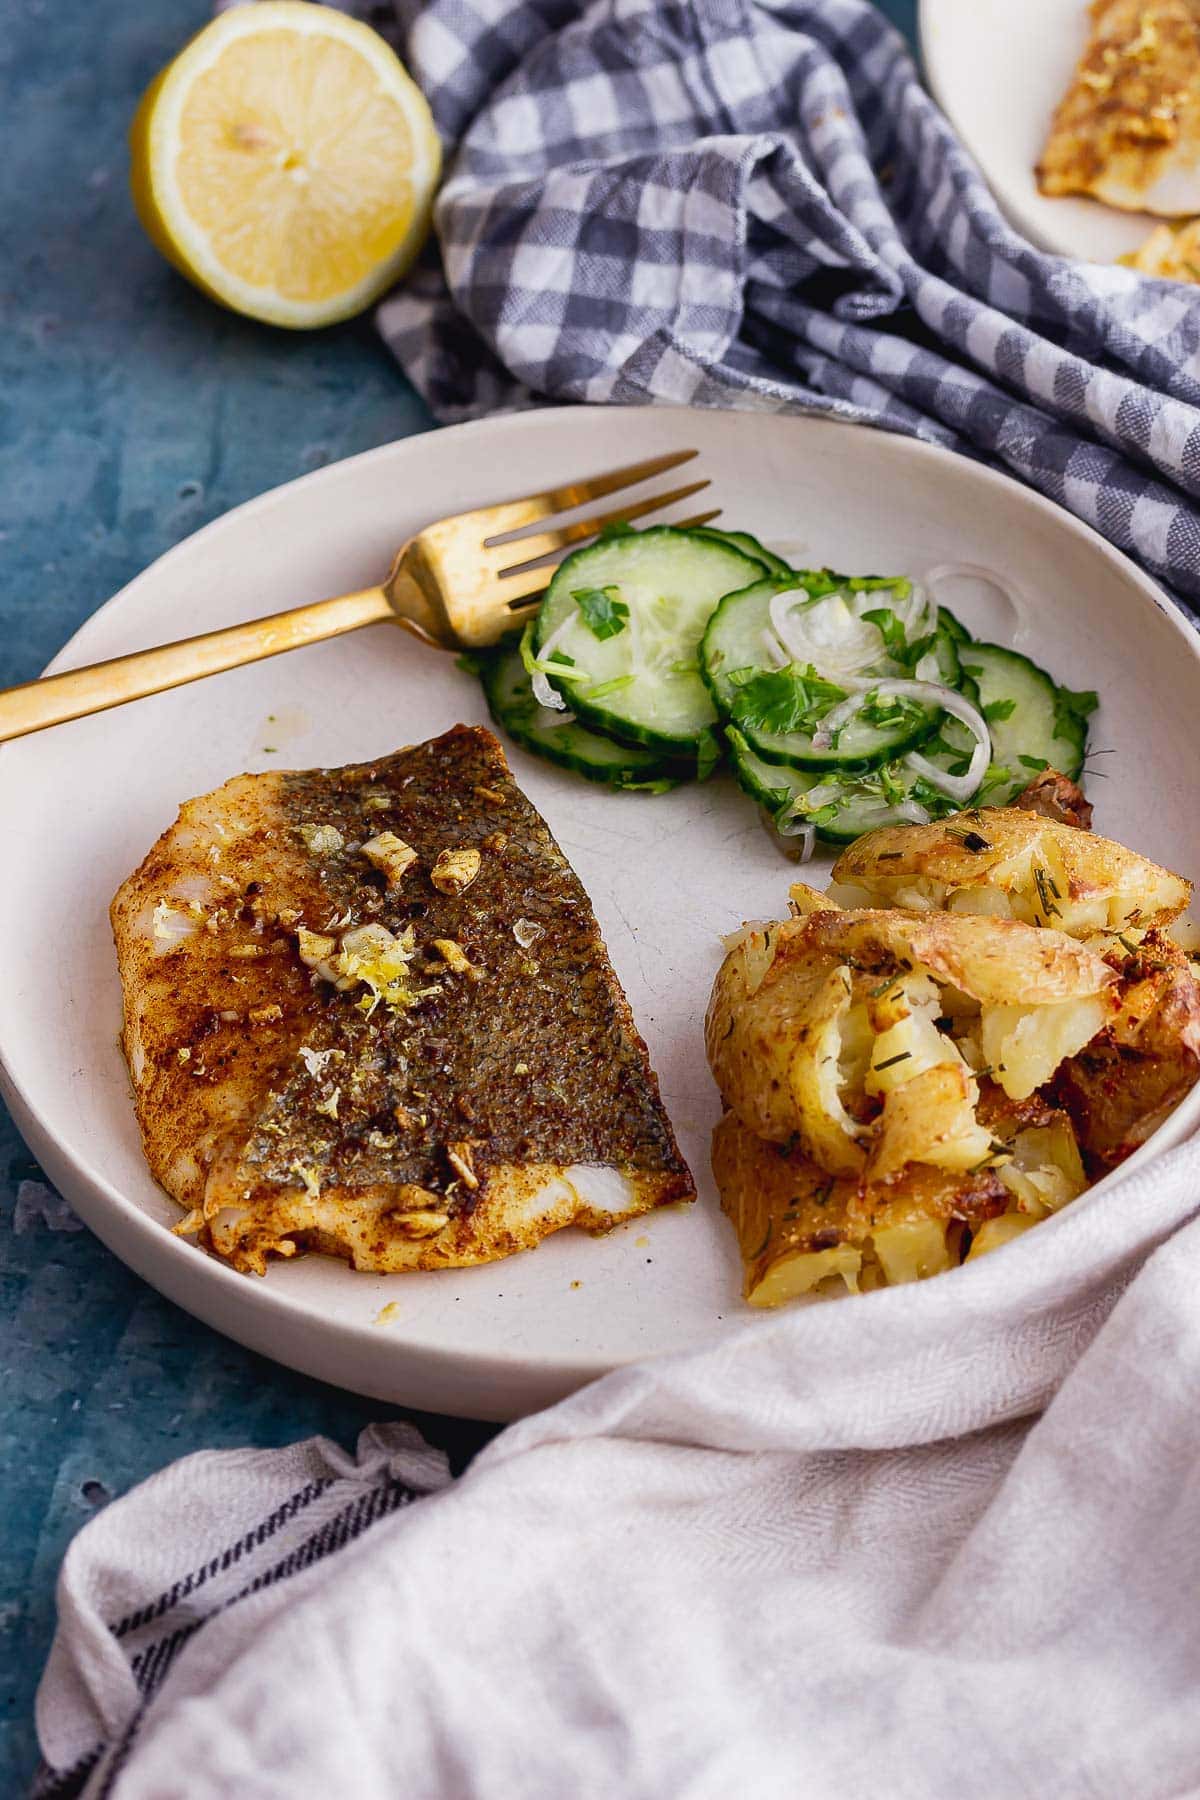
[34,1132,1200,1797]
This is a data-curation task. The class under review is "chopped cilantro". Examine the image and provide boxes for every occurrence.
[859,690,928,732]
[876,762,907,806]
[696,729,722,783]
[1053,684,1099,740]
[982,698,1017,724]
[573,585,630,640]
[519,620,584,685]
[1018,754,1049,772]
[861,607,908,659]
[728,663,847,736]
[790,567,846,600]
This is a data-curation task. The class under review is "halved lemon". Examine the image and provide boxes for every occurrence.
[130,1,441,329]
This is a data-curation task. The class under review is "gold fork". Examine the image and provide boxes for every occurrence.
[0,450,717,744]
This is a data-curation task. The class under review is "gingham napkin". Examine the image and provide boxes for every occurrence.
[375,0,1200,607]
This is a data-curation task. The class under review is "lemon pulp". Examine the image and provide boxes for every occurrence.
[130,2,441,328]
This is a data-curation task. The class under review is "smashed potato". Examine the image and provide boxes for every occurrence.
[712,1109,1007,1306]
[710,808,1200,1304]
[829,809,1190,939]
[1053,931,1200,1170]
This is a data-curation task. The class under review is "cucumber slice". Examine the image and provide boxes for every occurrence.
[958,641,1089,801]
[480,645,680,791]
[731,712,982,847]
[693,527,793,579]
[728,731,922,844]
[702,580,958,770]
[938,605,972,645]
[533,527,763,755]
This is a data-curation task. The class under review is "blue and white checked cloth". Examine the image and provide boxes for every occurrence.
[375,0,1200,606]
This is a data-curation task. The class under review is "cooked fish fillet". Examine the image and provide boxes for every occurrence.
[1037,0,1200,214]
[112,725,693,1275]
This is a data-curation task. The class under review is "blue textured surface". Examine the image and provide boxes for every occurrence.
[0,0,916,1785]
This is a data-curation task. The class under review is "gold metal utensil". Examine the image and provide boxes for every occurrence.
[0,450,717,744]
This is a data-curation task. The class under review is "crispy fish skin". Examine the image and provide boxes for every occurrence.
[1036,0,1200,213]
[113,726,692,1275]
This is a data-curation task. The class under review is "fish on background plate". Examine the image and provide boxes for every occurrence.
[111,725,693,1276]
[1037,0,1200,215]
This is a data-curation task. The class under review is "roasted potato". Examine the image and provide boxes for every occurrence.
[705,920,867,1170]
[1052,932,1200,1170]
[712,1109,1008,1305]
[829,809,1190,939]
[711,812,1198,1304]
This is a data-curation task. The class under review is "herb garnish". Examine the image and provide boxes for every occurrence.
[861,607,908,659]
[945,827,991,852]
[859,689,928,732]
[873,1050,913,1071]
[573,585,629,639]
[1053,684,1099,740]
[728,663,847,735]
[1033,865,1061,919]
[696,729,721,783]
[982,698,1017,724]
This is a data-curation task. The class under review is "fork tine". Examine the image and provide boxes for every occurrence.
[459,449,699,546]
[491,480,711,580]
[497,508,725,622]
[496,511,723,615]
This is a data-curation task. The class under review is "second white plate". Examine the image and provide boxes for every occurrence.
[921,0,1160,263]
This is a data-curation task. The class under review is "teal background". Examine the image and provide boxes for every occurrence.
[0,0,916,1786]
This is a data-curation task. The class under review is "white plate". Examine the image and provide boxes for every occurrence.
[2,404,1198,1422]
[921,0,1159,262]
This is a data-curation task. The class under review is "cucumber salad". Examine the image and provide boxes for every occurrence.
[461,525,1097,857]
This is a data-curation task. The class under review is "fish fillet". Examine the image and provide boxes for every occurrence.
[1037,0,1200,215]
[112,725,693,1275]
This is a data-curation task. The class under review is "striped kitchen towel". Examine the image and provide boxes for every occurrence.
[33,1144,1200,1796]
[368,0,1200,606]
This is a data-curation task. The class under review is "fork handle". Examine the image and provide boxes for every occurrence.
[0,587,402,745]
